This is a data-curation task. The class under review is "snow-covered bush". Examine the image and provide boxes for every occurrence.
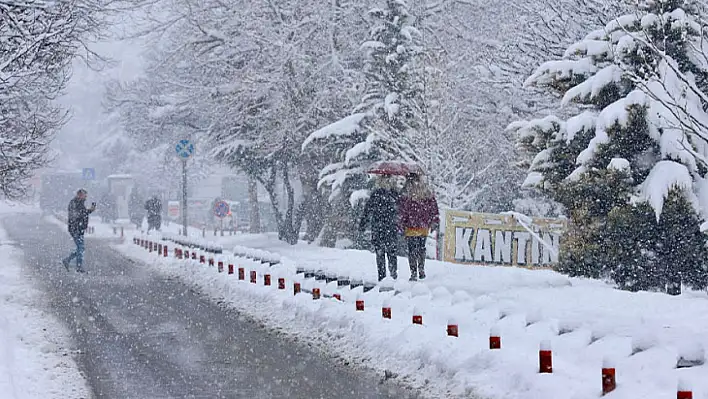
[509,0,708,293]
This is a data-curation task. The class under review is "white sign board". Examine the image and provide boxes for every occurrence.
[168,201,180,219]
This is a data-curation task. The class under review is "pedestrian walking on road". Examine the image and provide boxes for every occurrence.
[399,173,439,281]
[62,189,96,273]
[145,195,162,233]
[359,175,400,281]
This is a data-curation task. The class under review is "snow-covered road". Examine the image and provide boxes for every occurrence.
[4,213,416,399]
[0,208,90,399]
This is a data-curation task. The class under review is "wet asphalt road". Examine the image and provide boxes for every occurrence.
[3,214,418,399]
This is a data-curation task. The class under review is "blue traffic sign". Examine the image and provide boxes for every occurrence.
[175,139,195,159]
[213,200,230,218]
[82,168,96,180]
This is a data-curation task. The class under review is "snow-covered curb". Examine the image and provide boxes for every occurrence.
[0,220,90,399]
[116,234,708,399]
[117,238,466,398]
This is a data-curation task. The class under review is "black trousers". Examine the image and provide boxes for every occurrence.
[407,236,427,277]
[374,240,398,281]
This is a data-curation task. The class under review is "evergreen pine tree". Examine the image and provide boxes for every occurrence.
[510,0,708,293]
[303,0,424,213]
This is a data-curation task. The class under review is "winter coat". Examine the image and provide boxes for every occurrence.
[398,195,439,237]
[145,197,162,218]
[68,197,92,236]
[359,188,400,246]
[145,198,162,228]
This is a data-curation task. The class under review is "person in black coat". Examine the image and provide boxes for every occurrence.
[62,189,95,272]
[359,175,400,281]
[145,195,162,233]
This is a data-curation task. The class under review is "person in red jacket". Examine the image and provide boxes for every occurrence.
[399,173,439,281]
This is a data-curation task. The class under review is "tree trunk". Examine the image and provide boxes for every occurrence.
[280,162,299,245]
[297,158,327,243]
[259,162,298,245]
[248,176,261,233]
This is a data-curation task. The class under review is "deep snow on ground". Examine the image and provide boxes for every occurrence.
[0,203,90,399]
[111,223,708,399]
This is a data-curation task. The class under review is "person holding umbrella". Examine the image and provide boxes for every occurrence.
[359,174,400,281]
[399,172,439,281]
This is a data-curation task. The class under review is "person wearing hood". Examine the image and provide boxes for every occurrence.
[359,175,400,281]
[145,194,163,233]
[399,173,439,281]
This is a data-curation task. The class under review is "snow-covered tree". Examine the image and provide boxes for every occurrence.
[103,73,213,199]
[510,0,708,293]
[304,0,424,222]
[0,0,109,199]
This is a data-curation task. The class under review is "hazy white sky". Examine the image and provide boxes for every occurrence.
[54,28,145,171]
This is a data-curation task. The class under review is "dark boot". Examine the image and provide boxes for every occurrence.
[418,249,427,280]
[388,250,398,280]
[375,247,387,281]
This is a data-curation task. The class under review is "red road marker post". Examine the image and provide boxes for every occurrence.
[228,264,234,275]
[355,296,364,311]
[382,299,391,319]
[602,358,616,396]
[490,326,501,350]
[678,380,693,399]
[447,318,459,337]
[539,341,553,373]
[278,278,285,290]
[412,307,423,325]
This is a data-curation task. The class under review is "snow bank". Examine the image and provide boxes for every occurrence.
[115,230,708,399]
[0,217,89,399]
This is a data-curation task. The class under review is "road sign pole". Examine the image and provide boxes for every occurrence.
[181,160,188,237]
[175,138,194,237]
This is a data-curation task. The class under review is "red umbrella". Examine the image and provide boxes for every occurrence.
[367,161,423,176]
